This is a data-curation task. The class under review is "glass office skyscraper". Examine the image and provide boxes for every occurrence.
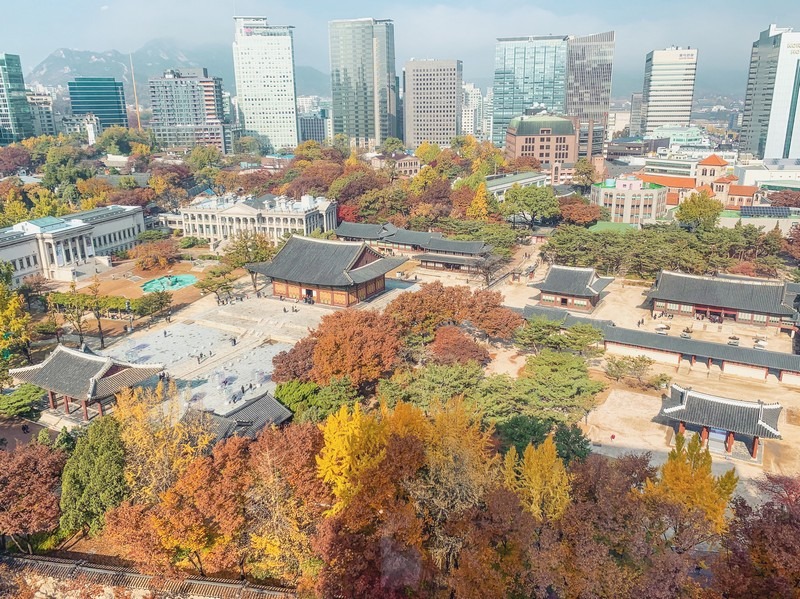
[68,77,128,128]
[329,18,398,150]
[491,32,614,147]
[0,53,34,145]
[491,36,567,147]
[741,24,800,160]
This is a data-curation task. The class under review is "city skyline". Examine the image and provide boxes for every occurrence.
[3,1,800,97]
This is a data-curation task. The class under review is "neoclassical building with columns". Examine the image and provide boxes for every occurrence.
[179,192,337,248]
[0,205,145,286]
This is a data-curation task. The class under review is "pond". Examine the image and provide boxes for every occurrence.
[141,274,198,293]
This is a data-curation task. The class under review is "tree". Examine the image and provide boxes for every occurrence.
[429,326,490,366]
[501,184,560,229]
[59,416,127,537]
[415,141,442,164]
[768,190,800,208]
[0,269,32,386]
[85,276,107,349]
[128,238,181,270]
[378,137,405,155]
[139,290,172,324]
[514,316,562,353]
[503,437,571,520]
[496,415,551,455]
[553,423,591,465]
[0,383,44,418]
[558,323,604,356]
[560,201,602,225]
[0,443,65,553]
[0,145,31,176]
[17,272,52,310]
[49,282,86,346]
[114,381,215,504]
[675,190,724,231]
[196,265,235,301]
[643,433,738,552]
[572,157,598,193]
[223,232,276,291]
[272,336,317,383]
[186,145,223,171]
[310,310,401,390]
[136,229,169,242]
[466,182,490,221]
[151,437,253,577]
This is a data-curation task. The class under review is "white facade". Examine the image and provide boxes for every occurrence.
[461,83,483,139]
[0,205,144,286]
[180,193,337,247]
[649,125,709,147]
[482,87,494,143]
[741,24,800,160]
[641,47,698,135]
[735,159,800,186]
[26,92,57,137]
[232,16,299,153]
[590,176,668,224]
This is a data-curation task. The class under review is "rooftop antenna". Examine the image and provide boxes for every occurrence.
[129,52,142,130]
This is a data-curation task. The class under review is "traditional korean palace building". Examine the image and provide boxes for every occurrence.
[247,236,406,307]
[523,305,800,386]
[663,384,781,460]
[647,271,799,332]
[335,221,492,273]
[535,265,613,313]
[10,345,163,421]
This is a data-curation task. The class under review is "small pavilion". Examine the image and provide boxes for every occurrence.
[662,384,782,459]
[10,345,164,421]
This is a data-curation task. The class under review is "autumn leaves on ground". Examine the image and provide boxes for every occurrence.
[2,282,800,598]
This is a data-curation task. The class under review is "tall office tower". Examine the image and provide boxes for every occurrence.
[149,68,233,154]
[232,16,299,153]
[491,32,614,147]
[0,54,34,145]
[629,92,643,136]
[741,24,800,159]
[566,31,615,124]
[403,59,462,148]
[461,83,484,138]
[640,47,698,135]
[68,77,128,128]
[329,18,399,150]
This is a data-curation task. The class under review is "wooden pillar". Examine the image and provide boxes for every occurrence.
[700,426,709,446]
[726,431,735,454]
[691,356,696,366]
[47,390,56,410]
[97,401,104,417]
[751,436,759,459]
[81,399,89,422]
[678,421,686,435]
[707,358,712,368]
[63,395,70,414]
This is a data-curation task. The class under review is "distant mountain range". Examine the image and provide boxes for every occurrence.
[26,38,332,106]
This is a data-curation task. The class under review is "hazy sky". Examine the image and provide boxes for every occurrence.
[3,0,800,95]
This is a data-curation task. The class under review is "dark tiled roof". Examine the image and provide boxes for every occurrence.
[663,384,781,439]
[248,236,405,287]
[537,265,613,297]
[208,392,293,441]
[384,229,442,246]
[414,253,483,266]
[335,221,397,240]
[648,271,796,316]
[522,305,800,373]
[424,237,490,255]
[10,345,163,400]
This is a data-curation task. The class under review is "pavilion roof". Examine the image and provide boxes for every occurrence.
[536,265,613,298]
[10,345,163,400]
[662,384,781,439]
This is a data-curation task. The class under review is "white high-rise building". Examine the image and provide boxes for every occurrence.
[482,87,494,143]
[641,47,698,135]
[741,24,800,160]
[232,16,298,153]
[403,59,462,148]
[461,83,483,139]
